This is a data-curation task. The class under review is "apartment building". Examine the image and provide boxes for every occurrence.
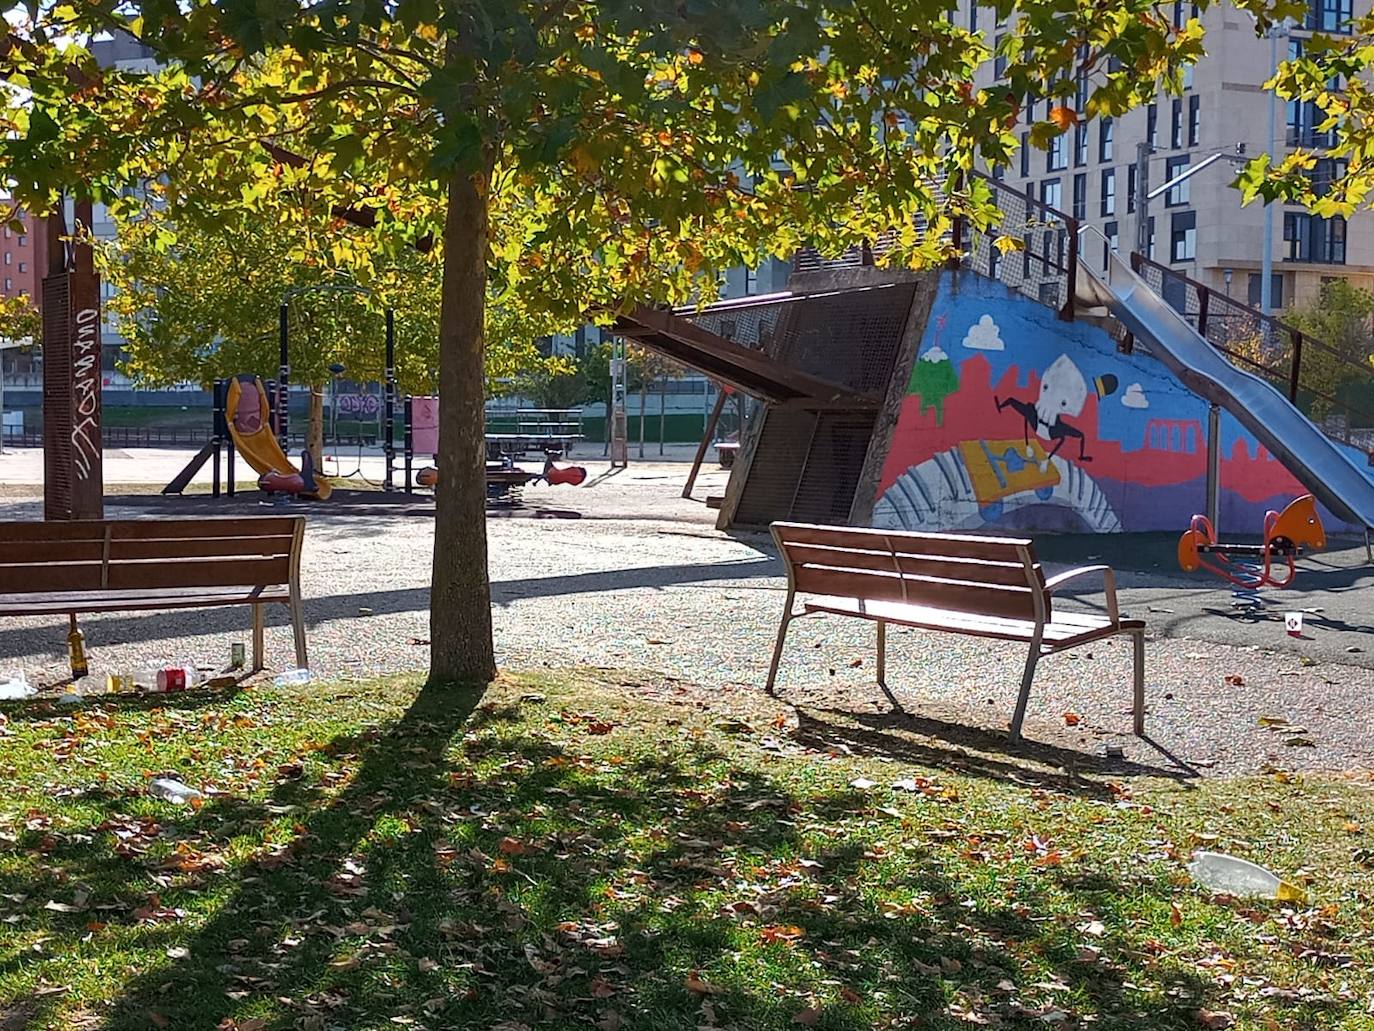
[965,0,1373,311]
[0,209,48,379]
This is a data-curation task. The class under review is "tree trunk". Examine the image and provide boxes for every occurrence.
[430,161,496,685]
[307,386,325,473]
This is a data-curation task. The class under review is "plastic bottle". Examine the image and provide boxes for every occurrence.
[273,668,314,687]
[1188,851,1307,902]
[67,620,89,679]
[148,778,203,804]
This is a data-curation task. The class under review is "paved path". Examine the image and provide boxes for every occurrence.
[2,458,1372,778]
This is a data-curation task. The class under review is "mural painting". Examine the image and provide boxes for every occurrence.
[874,271,1369,535]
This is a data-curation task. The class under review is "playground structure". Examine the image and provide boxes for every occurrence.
[1177,494,1327,606]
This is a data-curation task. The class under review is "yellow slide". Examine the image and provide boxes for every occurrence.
[225,375,332,500]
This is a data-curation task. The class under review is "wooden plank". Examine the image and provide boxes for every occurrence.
[793,563,1038,621]
[776,523,1030,561]
[0,541,106,564]
[0,586,288,616]
[107,536,296,561]
[0,562,104,593]
[105,555,291,592]
[108,517,302,541]
[782,542,1033,588]
[0,522,109,544]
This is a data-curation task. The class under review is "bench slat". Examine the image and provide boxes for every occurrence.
[0,585,288,616]
[774,521,1032,562]
[0,562,104,593]
[793,564,1038,622]
[108,536,296,561]
[782,542,1037,589]
[105,555,291,592]
[0,541,107,564]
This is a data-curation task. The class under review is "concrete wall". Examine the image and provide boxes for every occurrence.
[873,270,1373,534]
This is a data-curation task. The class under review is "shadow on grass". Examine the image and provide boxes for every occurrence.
[4,680,1234,1030]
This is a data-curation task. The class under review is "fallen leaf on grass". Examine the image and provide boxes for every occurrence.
[759,924,806,944]
[1170,901,1183,927]
[685,971,723,995]
[1195,1011,1235,1029]
[849,777,876,790]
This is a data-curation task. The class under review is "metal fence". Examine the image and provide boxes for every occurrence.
[1132,254,1374,442]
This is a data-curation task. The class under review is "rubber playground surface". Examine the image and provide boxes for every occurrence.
[2,444,1373,778]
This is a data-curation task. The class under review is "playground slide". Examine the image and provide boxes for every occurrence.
[225,375,333,500]
[1077,245,1374,531]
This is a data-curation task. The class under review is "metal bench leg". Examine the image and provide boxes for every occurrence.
[876,620,887,687]
[1009,639,1041,743]
[1131,628,1146,736]
[765,610,794,696]
[290,599,308,670]
[252,603,265,672]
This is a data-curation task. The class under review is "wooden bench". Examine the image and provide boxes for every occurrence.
[768,522,1145,741]
[0,516,307,672]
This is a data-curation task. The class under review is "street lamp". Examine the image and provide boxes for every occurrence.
[1223,267,1233,297]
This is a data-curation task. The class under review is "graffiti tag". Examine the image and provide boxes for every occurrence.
[336,393,381,417]
[71,307,101,479]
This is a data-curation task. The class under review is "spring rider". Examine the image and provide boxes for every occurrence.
[1177,494,1326,607]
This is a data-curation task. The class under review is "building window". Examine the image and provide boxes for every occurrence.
[1072,173,1087,220]
[3,253,9,266]
[1146,105,1158,148]
[1306,0,1352,33]
[968,1,977,31]
[1074,123,1088,167]
[1020,132,1030,177]
[1103,221,1119,271]
[2,228,9,239]
[1099,118,1113,162]
[1100,168,1116,216]
[1041,178,1062,210]
[744,267,758,294]
[1284,212,1347,263]
[994,34,1007,78]
[1313,157,1348,196]
[16,262,24,274]
[1170,210,1196,262]
[1248,273,1284,308]
[1126,165,1137,214]
[1182,61,1194,90]
[1170,99,1183,148]
[1188,96,1201,147]
[1047,132,1067,172]
[3,278,10,291]
[16,235,25,247]
[1165,156,1190,206]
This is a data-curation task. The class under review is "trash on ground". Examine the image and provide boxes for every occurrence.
[0,671,35,700]
[273,668,314,687]
[1188,851,1307,902]
[148,777,203,804]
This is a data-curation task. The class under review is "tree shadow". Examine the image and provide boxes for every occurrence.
[4,682,1247,1030]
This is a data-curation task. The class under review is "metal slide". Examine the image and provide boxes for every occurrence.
[1076,239,1374,530]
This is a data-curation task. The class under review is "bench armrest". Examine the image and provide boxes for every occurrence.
[1044,564,1119,623]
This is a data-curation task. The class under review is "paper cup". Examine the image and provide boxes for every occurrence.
[1284,611,1304,638]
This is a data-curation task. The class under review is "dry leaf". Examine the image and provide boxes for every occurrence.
[685,971,723,995]
[1196,1011,1235,1029]
[1048,105,1078,129]
[1169,901,1183,927]
[1063,712,1081,726]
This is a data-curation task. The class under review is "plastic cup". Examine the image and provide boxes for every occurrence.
[1285,611,1304,638]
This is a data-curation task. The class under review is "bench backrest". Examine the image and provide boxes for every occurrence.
[771,521,1047,623]
[0,516,305,595]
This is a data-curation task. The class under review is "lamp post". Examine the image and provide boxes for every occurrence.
[1260,19,1293,321]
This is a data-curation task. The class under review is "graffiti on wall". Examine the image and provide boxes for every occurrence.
[874,272,1366,534]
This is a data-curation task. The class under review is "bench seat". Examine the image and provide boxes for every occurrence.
[803,595,1145,650]
[0,585,290,618]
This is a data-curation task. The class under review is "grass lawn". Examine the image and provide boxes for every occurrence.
[2,671,1372,1030]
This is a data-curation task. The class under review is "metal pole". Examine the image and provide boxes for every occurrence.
[1206,403,1221,530]
[1135,140,1151,258]
[384,308,396,492]
[1260,26,1281,320]
[277,302,290,451]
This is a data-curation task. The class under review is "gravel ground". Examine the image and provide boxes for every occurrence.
[3,459,1373,778]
